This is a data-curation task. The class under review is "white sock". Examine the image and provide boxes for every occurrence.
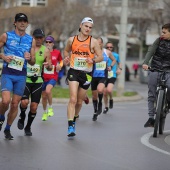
[49,105,52,109]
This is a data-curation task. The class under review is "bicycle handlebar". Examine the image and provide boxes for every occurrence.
[147,67,170,73]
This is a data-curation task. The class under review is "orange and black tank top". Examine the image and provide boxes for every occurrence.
[70,35,95,72]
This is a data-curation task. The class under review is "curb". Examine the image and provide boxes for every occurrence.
[50,94,143,104]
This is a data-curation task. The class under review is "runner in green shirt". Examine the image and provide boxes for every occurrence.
[17,29,52,136]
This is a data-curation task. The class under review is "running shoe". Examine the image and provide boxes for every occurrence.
[67,126,76,137]
[17,118,24,130]
[0,119,4,131]
[144,118,155,128]
[42,113,48,121]
[48,108,54,117]
[103,107,109,114]
[72,121,76,131]
[109,99,113,109]
[84,96,89,104]
[24,128,32,136]
[92,113,98,121]
[4,129,14,140]
[97,103,102,115]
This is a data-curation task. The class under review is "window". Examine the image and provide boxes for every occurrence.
[18,0,47,7]
[37,0,47,6]
[21,0,30,6]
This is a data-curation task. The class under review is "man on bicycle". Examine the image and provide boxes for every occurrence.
[143,23,170,128]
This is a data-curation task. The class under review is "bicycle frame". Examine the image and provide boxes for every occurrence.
[152,69,169,137]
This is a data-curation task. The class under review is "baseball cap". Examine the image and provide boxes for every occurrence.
[33,29,45,37]
[15,13,28,22]
[81,17,94,24]
[45,35,55,43]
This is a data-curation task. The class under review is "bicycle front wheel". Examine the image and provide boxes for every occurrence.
[153,89,164,138]
[159,116,165,134]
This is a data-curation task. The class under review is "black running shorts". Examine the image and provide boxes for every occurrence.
[66,68,92,90]
[105,77,117,87]
[21,82,43,103]
[91,77,107,91]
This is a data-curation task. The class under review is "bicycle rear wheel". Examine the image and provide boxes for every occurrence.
[153,89,164,138]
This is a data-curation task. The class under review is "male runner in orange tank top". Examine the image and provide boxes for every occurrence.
[64,17,103,137]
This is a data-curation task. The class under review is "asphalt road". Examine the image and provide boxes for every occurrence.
[0,79,170,170]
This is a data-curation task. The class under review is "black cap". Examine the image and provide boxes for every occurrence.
[33,29,45,37]
[15,13,28,22]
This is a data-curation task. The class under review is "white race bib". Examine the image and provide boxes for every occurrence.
[8,56,24,71]
[74,58,88,70]
[108,71,113,78]
[27,64,41,76]
[96,61,106,70]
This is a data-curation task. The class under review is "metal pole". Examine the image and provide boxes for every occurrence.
[117,0,128,97]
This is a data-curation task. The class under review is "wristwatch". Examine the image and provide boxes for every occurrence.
[119,67,122,70]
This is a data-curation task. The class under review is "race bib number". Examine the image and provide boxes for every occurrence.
[44,65,55,74]
[108,71,113,78]
[27,64,40,76]
[96,61,106,70]
[8,56,24,71]
[74,58,88,70]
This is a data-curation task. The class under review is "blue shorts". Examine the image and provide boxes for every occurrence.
[42,79,57,91]
[1,74,26,96]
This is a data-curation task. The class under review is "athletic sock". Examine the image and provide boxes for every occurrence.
[19,104,27,120]
[49,105,53,108]
[25,111,36,129]
[0,114,5,121]
[93,100,98,113]
[73,115,79,122]
[98,93,103,104]
[5,124,11,130]
[68,120,73,127]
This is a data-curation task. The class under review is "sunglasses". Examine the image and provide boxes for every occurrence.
[46,41,52,44]
[106,46,113,49]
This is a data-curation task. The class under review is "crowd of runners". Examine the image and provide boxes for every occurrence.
[0,13,122,139]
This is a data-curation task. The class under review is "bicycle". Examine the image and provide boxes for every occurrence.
[148,67,170,137]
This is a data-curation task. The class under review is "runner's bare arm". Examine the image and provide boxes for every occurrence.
[44,47,52,70]
[28,38,36,65]
[108,50,116,67]
[107,50,116,71]
[92,38,103,63]
[63,37,73,65]
[0,33,13,62]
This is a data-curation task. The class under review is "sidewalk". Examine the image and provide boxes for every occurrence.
[51,94,143,104]
[53,75,143,104]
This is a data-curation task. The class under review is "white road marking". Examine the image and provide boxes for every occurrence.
[141,131,170,156]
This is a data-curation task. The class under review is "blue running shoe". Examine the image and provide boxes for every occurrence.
[67,126,76,137]
[72,121,76,131]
